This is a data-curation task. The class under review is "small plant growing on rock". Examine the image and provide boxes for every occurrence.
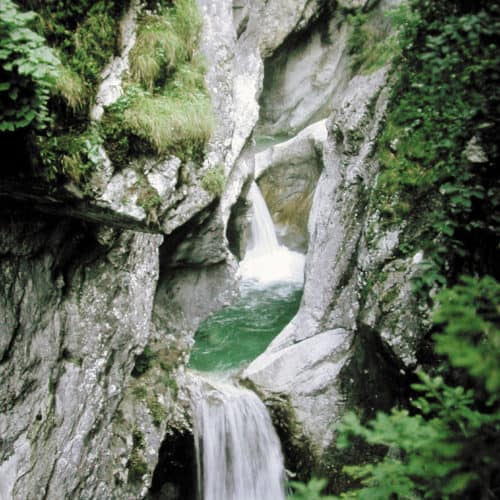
[132,345,155,377]
[147,396,166,428]
[127,428,148,483]
[201,165,226,197]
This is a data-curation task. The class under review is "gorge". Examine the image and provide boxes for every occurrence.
[0,0,498,499]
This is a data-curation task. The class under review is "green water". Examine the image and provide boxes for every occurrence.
[189,282,302,372]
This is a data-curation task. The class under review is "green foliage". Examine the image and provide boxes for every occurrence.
[68,2,117,87]
[128,428,148,483]
[0,0,59,131]
[334,276,500,499]
[433,275,500,395]
[38,124,103,183]
[146,396,166,428]
[137,187,162,214]
[132,428,145,449]
[129,0,202,91]
[347,12,368,56]
[19,0,124,110]
[375,0,500,290]
[132,385,148,400]
[201,165,226,197]
[10,0,126,182]
[135,175,162,224]
[161,372,179,398]
[288,478,336,500]
[103,0,212,163]
[132,345,155,378]
[346,10,398,74]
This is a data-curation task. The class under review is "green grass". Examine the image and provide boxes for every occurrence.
[129,0,202,91]
[23,0,124,114]
[127,428,148,483]
[122,89,212,156]
[347,10,398,75]
[103,0,212,163]
[146,396,166,427]
[52,64,87,113]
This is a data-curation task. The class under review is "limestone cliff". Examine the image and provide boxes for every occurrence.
[243,0,429,477]
[0,0,335,497]
[1,0,439,496]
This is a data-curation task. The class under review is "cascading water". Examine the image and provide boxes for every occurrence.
[190,181,305,500]
[192,377,286,500]
[247,182,280,255]
[239,182,305,284]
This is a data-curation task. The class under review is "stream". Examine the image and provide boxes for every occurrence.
[189,182,305,500]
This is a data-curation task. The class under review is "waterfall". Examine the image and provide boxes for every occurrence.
[189,182,305,500]
[239,182,305,285]
[192,377,286,500]
[247,182,280,255]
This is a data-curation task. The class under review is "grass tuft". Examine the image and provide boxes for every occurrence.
[201,165,226,197]
[103,0,212,162]
[347,10,398,75]
[129,0,202,91]
[123,91,212,155]
[53,64,88,113]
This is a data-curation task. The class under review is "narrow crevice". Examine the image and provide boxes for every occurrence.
[147,430,197,500]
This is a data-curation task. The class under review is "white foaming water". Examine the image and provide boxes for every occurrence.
[239,183,305,285]
[193,377,286,500]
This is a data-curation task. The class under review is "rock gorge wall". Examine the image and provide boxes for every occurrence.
[244,0,427,480]
[0,0,426,497]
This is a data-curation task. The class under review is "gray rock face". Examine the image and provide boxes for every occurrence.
[255,120,326,251]
[257,10,351,137]
[244,56,426,462]
[0,213,162,499]
[206,0,325,228]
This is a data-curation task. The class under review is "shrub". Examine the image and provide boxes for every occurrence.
[0,0,59,131]
[346,10,398,74]
[128,428,148,483]
[374,0,500,290]
[201,165,226,197]
[335,276,500,499]
[37,124,104,183]
[10,0,126,181]
[288,478,336,500]
[18,0,125,113]
[147,396,166,428]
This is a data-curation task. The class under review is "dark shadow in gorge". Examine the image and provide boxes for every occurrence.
[226,177,252,261]
[321,324,414,494]
[148,429,197,500]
